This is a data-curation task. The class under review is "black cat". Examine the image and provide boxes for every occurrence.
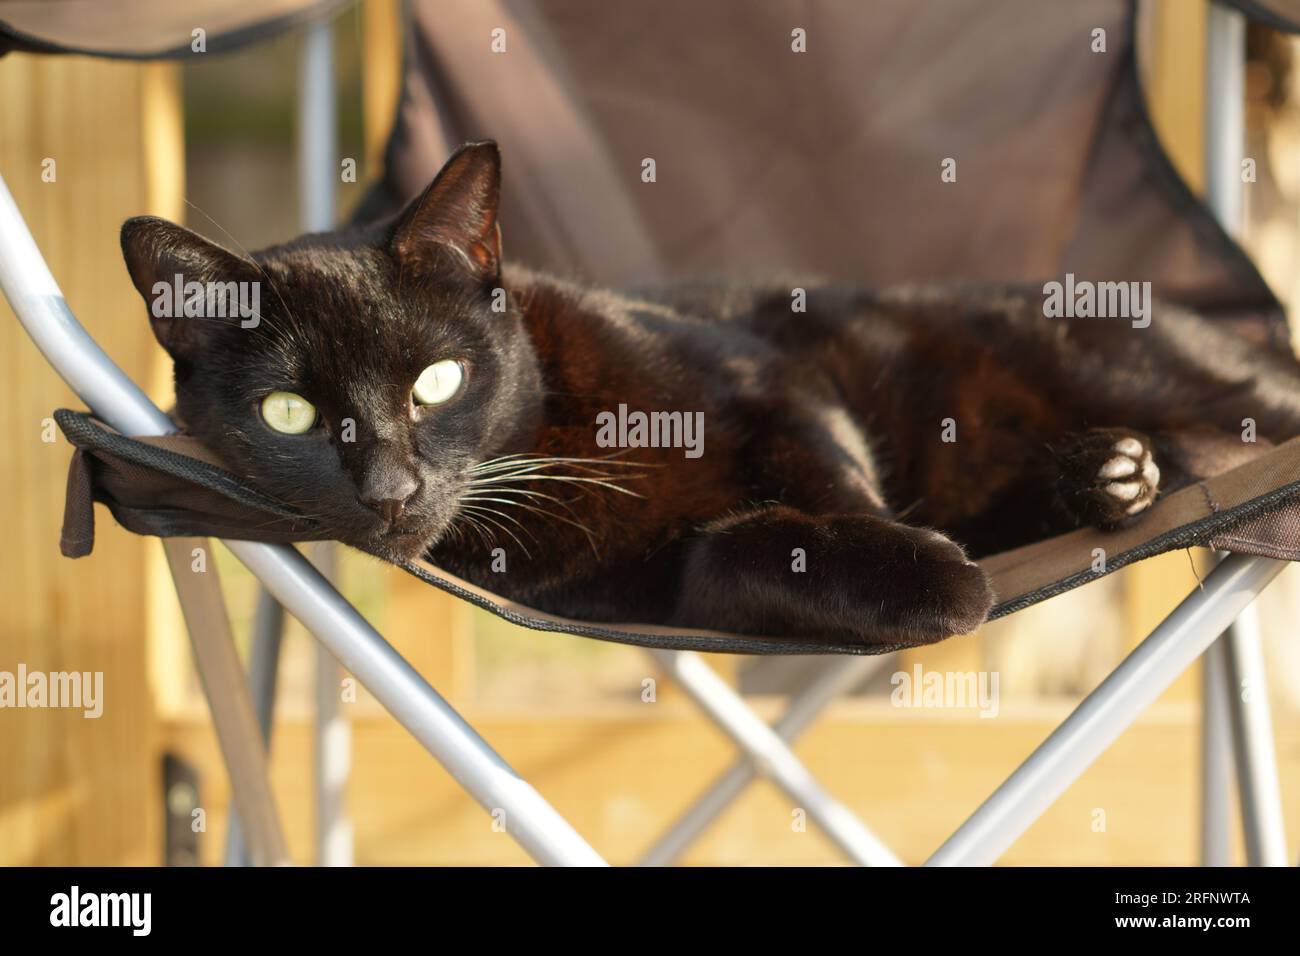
[119,142,1300,647]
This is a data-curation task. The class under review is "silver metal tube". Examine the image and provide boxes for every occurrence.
[231,541,606,865]
[926,552,1285,866]
[1205,1,1246,235]
[0,170,606,867]
[0,178,174,437]
[639,654,886,866]
[1200,637,1235,866]
[648,650,902,866]
[1202,0,1288,869]
[310,542,352,866]
[314,630,353,866]
[298,17,338,233]
[249,592,288,749]
[1224,603,1290,865]
[297,16,352,867]
[230,13,347,868]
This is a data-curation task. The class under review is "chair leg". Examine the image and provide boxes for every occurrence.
[639,654,887,866]
[315,644,352,865]
[295,20,354,867]
[927,553,1286,867]
[1,164,603,866]
[163,538,290,867]
[647,649,902,866]
[310,543,353,866]
[231,539,607,865]
[1223,604,1290,865]
[223,587,285,867]
[1200,0,1288,867]
[1200,636,1235,866]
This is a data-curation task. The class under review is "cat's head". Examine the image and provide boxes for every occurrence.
[120,142,542,562]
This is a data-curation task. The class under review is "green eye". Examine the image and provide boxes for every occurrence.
[260,391,317,434]
[412,359,464,406]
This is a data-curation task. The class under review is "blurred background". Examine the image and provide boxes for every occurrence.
[1,0,1299,865]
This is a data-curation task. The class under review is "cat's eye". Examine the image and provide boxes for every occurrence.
[260,391,317,435]
[412,359,464,406]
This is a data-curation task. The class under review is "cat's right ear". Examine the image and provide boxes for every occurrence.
[389,141,502,285]
[120,216,257,360]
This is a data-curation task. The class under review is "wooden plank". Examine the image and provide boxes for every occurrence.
[1146,0,1208,193]
[385,563,477,700]
[161,701,1283,865]
[361,0,404,174]
[0,54,183,865]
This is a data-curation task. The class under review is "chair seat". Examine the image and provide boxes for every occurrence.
[53,408,1300,655]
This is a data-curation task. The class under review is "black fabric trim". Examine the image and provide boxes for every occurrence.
[53,409,1300,656]
[988,473,1300,619]
[53,410,310,523]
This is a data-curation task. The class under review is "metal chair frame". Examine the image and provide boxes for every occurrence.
[0,4,1289,867]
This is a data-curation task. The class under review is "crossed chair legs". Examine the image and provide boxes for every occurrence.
[210,548,1289,867]
[639,554,1289,867]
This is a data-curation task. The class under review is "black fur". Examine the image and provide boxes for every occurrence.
[120,143,1300,647]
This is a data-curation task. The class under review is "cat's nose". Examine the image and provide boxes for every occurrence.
[373,497,407,524]
[359,475,419,525]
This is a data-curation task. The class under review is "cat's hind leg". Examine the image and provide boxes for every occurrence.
[1053,425,1270,530]
[671,505,994,647]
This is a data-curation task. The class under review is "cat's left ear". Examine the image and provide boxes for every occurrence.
[120,216,261,362]
[390,141,502,284]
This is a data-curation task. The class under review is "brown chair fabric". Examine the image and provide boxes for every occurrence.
[53,410,1300,656]
[367,0,1290,352]
[29,0,1300,652]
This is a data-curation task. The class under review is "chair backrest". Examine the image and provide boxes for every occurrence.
[371,0,1290,351]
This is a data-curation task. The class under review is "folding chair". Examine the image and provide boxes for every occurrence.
[2,0,1295,867]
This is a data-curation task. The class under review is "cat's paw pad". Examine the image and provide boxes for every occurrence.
[1098,438,1160,516]
[1057,429,1160,529]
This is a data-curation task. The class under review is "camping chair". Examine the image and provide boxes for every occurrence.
[2,0,1296,866]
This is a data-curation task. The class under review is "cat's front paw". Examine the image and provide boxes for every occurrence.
[885,525,994,639]
[1056,428,1160,529]
[672,509,993,648]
